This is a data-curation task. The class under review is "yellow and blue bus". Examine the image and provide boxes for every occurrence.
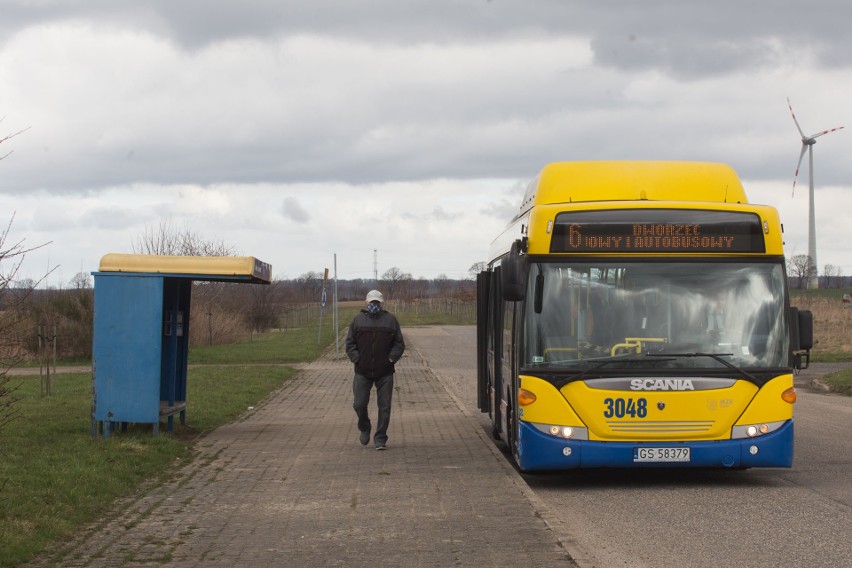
[476,161,814,471]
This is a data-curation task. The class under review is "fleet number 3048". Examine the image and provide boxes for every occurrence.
[603,397,648,418]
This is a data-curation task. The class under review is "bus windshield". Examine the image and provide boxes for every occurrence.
[523,261,788,371]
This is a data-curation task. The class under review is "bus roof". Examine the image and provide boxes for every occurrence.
[518,161,748,215]
[97,253,272,283]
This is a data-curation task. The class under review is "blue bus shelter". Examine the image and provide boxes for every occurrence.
[91,254,272,438]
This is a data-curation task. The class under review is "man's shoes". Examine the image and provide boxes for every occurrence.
[375,442,387,451]
[359,431,370,446]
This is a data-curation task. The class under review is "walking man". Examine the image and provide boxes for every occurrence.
[345,290,405,450]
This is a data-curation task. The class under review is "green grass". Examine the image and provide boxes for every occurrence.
[821,369,852,396]
[396,311,476,326]
[790,287,852,300]
[14,357,91,369]
[186,305,475,366]
[0,373,188,567]
[0,313,354,568]
[809,352,852,363]
[189,307,358,365]
[183,365,296,431]
[0,367,295,567]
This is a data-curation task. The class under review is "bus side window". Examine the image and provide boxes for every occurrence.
[502,300,514,369]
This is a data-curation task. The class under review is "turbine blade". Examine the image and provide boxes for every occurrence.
[809,125,845,139]
[787,97,807,138]
[792,143,807,197]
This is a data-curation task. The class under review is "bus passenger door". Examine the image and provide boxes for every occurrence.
[486,268,504,438]
[476,271,491,413]
[499,299,519,453]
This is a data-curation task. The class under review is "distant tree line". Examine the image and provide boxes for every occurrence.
[5,219,486,361]
[787,254,849,289]
[3,270,477,360]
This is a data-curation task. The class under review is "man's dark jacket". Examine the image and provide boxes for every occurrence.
[345,309,405,380]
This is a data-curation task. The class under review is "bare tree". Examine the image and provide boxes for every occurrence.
[788,255,811,290]
[468,261,487,279]
[0,117,29,161]
[132,219,237,257]
[381,267,411,301]
[408,277,429,300]
[132,220,250,344]
[822,264,842,289]
[69,271,93,290]
[243,280,280,333]
[293,271,323,303]
[1,215,51,438]
[14,277,36,290]
[1,121,29,439]
[434,273,456,297]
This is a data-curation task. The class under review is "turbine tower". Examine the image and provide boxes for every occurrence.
[787,98,844,289]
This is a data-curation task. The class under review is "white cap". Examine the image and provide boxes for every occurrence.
[365,290,384,303]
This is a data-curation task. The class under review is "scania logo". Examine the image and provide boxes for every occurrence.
[630,378,695,391]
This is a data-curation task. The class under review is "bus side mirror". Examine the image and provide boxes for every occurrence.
[790,307,813,370]
[501,240,527,302]
[797,309,814,351]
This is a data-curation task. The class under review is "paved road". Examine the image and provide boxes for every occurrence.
[411,325,852,568]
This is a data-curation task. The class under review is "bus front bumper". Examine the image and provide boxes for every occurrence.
[516,420,794,471]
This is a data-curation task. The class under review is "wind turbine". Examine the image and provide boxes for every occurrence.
[787,98,844,289]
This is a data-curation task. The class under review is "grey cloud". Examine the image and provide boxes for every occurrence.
[590,35,785,79]
[429,205,461,222]
[282,196,310,223]
[481,183,524,222]
[577,2,851,75]
[4,0,851,68]
[3,0,851,196]
[80,206,140,230]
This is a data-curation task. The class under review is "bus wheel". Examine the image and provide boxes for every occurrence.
[510,411,520,465]
[503,405,517,463]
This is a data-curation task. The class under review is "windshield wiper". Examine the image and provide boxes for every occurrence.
[553,353,676,386]
[647,352,757,381]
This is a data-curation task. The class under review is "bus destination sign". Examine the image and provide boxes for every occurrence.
[550,209,766,254]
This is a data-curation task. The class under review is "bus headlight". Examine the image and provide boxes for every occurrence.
[731,420,786,439]
[549,426,575,438]
[533,422,588,440]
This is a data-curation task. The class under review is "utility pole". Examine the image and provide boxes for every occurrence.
[373,249,378,283]
[334,253,339,356]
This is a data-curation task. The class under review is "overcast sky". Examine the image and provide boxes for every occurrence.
[2,1,851,287]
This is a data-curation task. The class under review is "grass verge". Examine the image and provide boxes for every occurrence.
[808,352,852,363]
[0,311,358,568]
[1,305,471,566]
[188,306,360,365]
[821,369,852,395]
[0,365,296,568]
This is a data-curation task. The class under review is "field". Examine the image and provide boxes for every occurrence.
[790,290,852,360]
